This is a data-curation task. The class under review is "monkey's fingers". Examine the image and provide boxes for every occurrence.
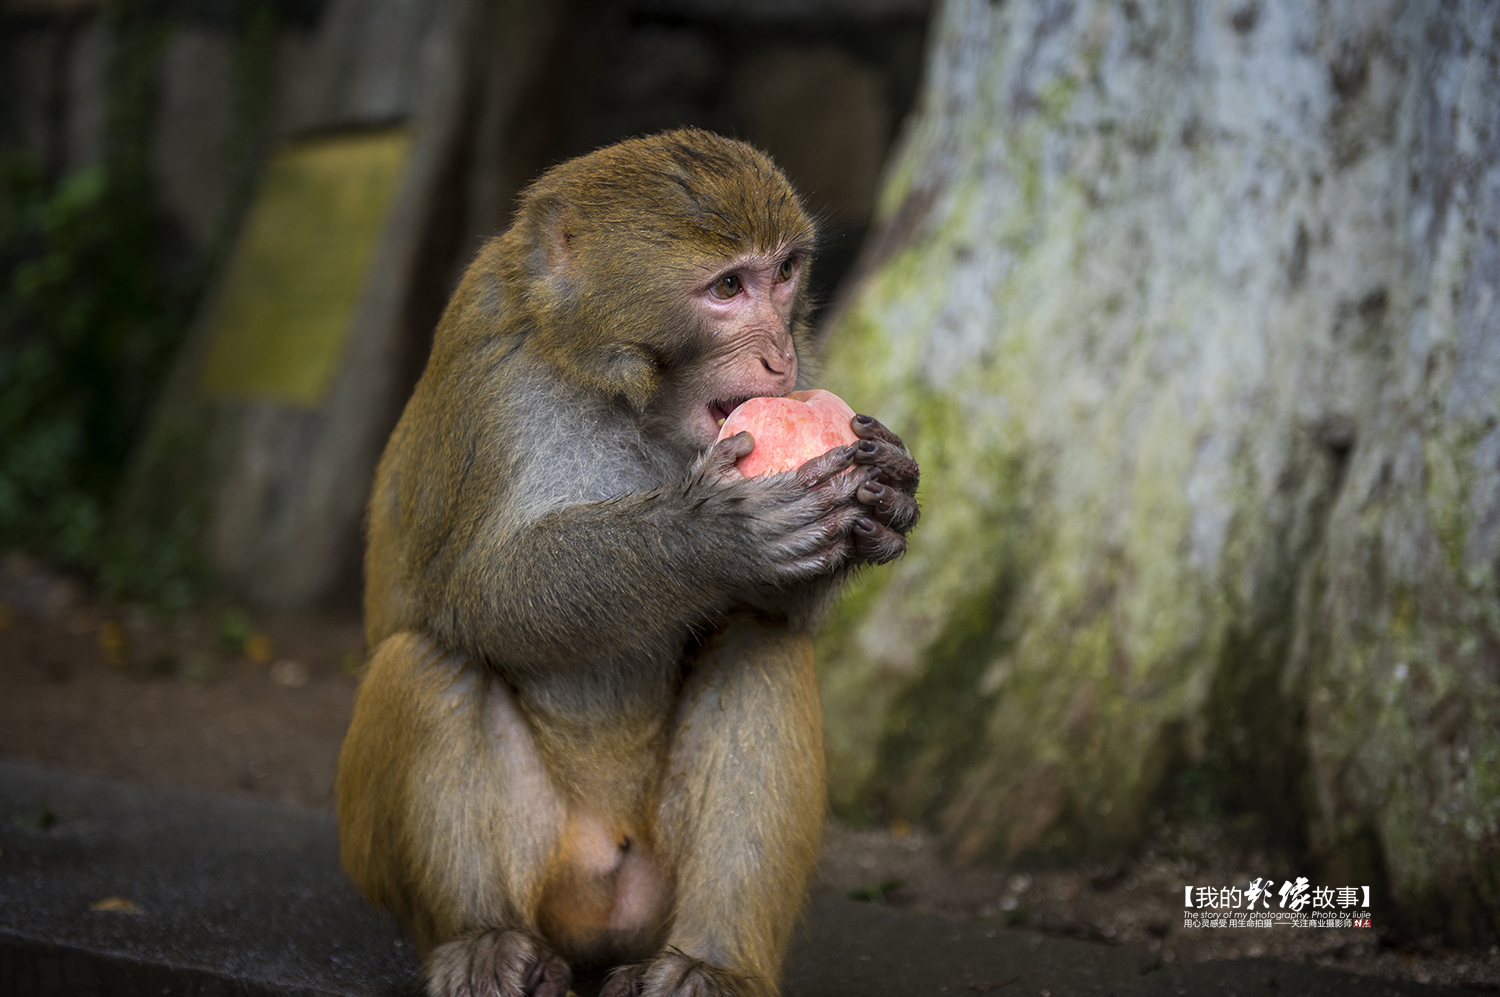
[693,432,755,482]
[852,515,907,565]
[427,927,571,997]
[850,416,919,493]
[761,496,862,581]
[851,413,907,448]
[792,444,856,487]
[851,437,919,495]
[851,413,916,460]
[856,475,920,534]
[777,536,854,580]
[786,462,863,520]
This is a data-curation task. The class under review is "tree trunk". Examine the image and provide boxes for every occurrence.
[818,0,1500,942]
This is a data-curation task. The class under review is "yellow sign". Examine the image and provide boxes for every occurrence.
[199,127,411,407]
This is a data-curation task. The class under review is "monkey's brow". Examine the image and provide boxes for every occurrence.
[693,207,747,239]
[692,247,804,275]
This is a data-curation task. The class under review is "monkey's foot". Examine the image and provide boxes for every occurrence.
[600,950,769,997]
[427,928,572,997]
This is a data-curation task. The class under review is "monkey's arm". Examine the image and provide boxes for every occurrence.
[426,436,864,670]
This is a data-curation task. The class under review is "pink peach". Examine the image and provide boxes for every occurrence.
[716,389,859,477]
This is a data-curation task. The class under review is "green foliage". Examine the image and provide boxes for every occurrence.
[216,608,253,653]
[0,155,194,571]
[0,0,279,610]
[0,3,195,595]
[844,878,905,903]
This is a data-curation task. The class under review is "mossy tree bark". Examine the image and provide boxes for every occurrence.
[817,0,1500,941]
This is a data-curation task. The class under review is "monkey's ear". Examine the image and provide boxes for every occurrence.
[576,343,660,413]
[527,197,574,280]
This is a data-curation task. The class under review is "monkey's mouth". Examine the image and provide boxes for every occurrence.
[708,397,752,429]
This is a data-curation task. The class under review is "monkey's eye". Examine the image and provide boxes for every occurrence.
[776,256,797,283]
[710,274,742,299]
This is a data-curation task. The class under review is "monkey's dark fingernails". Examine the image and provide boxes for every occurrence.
[852,414,911,453]
[851,516,907,563]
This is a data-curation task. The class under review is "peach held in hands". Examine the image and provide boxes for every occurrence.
[715,389,859,477]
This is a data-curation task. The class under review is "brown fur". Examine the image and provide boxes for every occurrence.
[337,129,919,997]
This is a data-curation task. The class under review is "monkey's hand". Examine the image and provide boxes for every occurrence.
[426,927,571,997]
[692,431,871,585]
[844,414,919,565]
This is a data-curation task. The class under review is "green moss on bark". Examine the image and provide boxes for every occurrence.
[815,0,1500,942]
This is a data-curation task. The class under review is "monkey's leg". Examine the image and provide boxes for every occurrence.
[605,621,826,997]
[337,632,571,997]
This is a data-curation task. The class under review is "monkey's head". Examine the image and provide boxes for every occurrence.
[508,129,818,455]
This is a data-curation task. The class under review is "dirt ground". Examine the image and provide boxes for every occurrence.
[1,555,1496,993]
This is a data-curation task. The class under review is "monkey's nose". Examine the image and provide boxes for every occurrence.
[760,348,796,377]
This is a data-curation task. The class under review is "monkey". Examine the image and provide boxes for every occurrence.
[336,129,919,997]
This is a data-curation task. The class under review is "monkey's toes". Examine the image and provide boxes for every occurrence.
[427,927,571,997]
[601,962,647,997]
[600,951,766,997]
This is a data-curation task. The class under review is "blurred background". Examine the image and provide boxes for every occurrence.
[2,0,1498,985]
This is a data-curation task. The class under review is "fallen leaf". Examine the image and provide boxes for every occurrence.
[91,896,142,913]
[245,632,274,664]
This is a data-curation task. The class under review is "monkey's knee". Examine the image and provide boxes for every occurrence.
[601,951,771,997]
[427,928,571,997]
[673,626,823,773]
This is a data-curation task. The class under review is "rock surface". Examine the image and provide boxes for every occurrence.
[816,0,1500,941]
[0,761,1473,997]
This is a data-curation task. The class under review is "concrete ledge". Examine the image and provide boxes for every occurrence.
[0,761,418,996]
[0,761,1469,997]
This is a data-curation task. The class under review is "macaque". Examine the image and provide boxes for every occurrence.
[337,129,919,997]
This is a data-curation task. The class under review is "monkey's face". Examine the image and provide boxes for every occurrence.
[658,247,806,451]
[512,129,819,458]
